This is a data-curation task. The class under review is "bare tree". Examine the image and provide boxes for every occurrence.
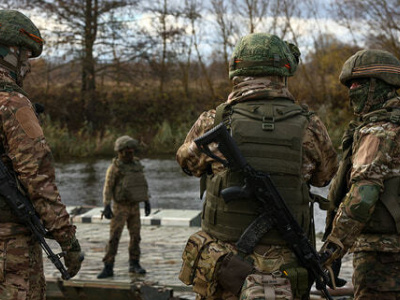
[232,0,271,34]
[144,0,184,94]
[332,0,400,57]
[183,0,217,99]
[25,0,138,128]
[210,0,237,74]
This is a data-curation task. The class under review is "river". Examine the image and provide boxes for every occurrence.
[55,157,329,234]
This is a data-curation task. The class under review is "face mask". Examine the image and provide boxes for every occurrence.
[349,79,395,115]
[118,149,134,162]
[349,82,369,114]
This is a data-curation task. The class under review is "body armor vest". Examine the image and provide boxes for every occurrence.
[201,99,313,245]
[113,158,148,204]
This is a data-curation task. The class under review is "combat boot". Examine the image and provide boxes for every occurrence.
[97,263,114,279]
[129,259,146,274]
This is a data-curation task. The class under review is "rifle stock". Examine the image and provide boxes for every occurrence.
[0,159,71,280]
[194,122,333,300]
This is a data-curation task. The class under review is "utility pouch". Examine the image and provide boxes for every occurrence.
[280,264,309,299]
[240,273,292,300]
[193,240,230,296]
[179,231,214,285]
[217,252,255,295]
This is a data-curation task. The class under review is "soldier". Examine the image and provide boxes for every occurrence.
[177,33,338,300]
[0,10,82,299]
[320,49,400,299]
[97,135,151,278]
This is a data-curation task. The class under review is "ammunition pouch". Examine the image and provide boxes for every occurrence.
[280,263,310,299]
[179,231,230,297]
[217,252,255,295]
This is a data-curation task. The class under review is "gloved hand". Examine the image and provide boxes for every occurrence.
[319,241,346,289]
[102,204,114,219]
[329,258,347,288]
[145,201,151,216]
[61,236,84,279]
[319,240,342,266]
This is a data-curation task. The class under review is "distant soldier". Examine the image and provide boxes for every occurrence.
[0,10,82,299]
[97,135,151,278]
[177,33,338,300]
[321,49,400,299]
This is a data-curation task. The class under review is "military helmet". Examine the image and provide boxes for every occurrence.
[229,33,300,79]
[0,10,44,57]
[114,135,139,152]
[339,49,400,87]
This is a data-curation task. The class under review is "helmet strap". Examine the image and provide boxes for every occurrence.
[15,47,23,87]
[363,78,376,113]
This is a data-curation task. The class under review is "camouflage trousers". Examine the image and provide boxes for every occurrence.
[0,223,45,300]
[353,251,400,300]
[103,202,141,264]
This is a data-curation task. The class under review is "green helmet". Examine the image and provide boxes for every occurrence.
[0,10,43,57]
[114,135,139,152]
[339,49,400,87]
[229,33,300,79]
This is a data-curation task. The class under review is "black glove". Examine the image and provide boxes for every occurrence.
[329,259,347,288]
[319,243,347,289]
[145,201,151,216]
[102,204,114,219]
[61,236,84,279]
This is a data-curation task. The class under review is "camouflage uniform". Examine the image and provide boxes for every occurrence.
[177,33,337,300]
[102,157,148,264]
[0,10,81,300]
[321,49,400,300]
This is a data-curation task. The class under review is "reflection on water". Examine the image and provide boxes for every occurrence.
[55,158,328,233]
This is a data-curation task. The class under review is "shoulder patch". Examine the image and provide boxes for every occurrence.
[353,134,380,166]
[15,106,44,139]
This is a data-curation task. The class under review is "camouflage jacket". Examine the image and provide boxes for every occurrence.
[103,157,149,205]
[0,72,75,243]
[330,97,400,253]
[177,77,338,187]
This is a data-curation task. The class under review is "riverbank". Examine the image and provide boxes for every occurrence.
[43,207,354,300]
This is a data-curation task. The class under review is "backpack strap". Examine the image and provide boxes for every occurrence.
[214,103,232,127]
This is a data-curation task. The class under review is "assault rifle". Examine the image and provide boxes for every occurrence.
[194,123,333,300]
[0,158,71,280]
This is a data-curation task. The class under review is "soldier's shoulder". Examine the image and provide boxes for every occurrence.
[0,91,31,111]
[305,113,328,134]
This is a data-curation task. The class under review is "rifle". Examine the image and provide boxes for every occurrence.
[0,158,71,280]
[194,123,333,300]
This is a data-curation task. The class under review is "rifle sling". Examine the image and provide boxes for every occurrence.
[235,212,275,254]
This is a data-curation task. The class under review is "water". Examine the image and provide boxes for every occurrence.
[55,158,329,233]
